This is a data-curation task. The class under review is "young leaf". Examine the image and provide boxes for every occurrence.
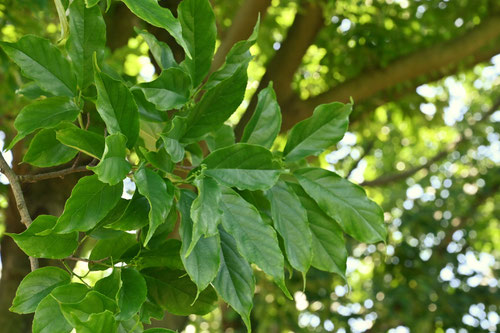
[179,190,220,294]
[90,133,131,185]
[138,68,191,110]
[8,97,80,149]
[8,215,78,259]
[56,123,105,159]
[200,143,281,191]
[10,267,70,314]
[205,18,259,90]
[134,167,174,245]
[94,66,140,148]
[178,0,216,87]
[0,35,76,97]
[219,186,291,298]
[116,268,147,321]
[190,176,223,241]
[54,175,123,233]
[143,268,218,316]
[214,228,255,332]
[290,183,347,276]
[295,168,386,243]
[73,310,118,333]
[135,28,177,70]
[241,82,281,149]
[267,180,313,274]
[23,129,78,167]
[283,102,352,162]
[181,65,247,142]
[120,0,189,57]
[67,0,106,88]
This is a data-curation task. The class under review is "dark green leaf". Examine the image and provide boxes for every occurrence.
[106,191,150,231]
[132,240,183,270]
[8,215,78,259]
[16,82,53,100]
[283,102,352,162]
[219,186,291,298]
[121,0,189,57]
[205,124,235,152]
[200,143,281,191]
[90,133,131,185]
[23,128,78,167]
[67,0,106,88]
[8,97,80,149]
[241,82,281,149]
[132,89,168,122]
[190,176,222,241]
[290,183,347,276]
[267,180,312,274]
[295,168,386,243]
[214,228,254,331]
[117,268,147,321]
[10,267,70,314]
[54,175,123,233]
[94,66,140,148]
[60,291,118,327]
[135,28,177,70]
[56,123,105,159]
[73,311,118,333]
[139,146,174,174]
[134,167,174,245]
[181,65,247,142]
[94,269,121,299]
[178,0,216,87]
[140,300,164,324]
[89,231,136,264]
[139,68,191,111]
[143,268,218,316]
[0,35,76,96]
[179,190,220,294]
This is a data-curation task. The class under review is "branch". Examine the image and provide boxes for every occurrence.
[19,165,91,183]
[282,15,500,130]
[360,98,500,187]
[235,0,325,138]
[0,153,38,271]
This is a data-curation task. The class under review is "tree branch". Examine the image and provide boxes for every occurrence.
[19,165,91,183]
[0,153,38,271]
[282,15,500,130]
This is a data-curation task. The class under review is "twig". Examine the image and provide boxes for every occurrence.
[65,256,111,264]
[19,165,90,183]
[0,153,39,271]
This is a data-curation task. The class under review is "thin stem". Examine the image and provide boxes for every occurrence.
[0,152,39,271]
[19,165,90,183]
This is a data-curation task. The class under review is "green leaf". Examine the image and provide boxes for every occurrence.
[23,128,78,167]
[116,268,147,321]
[267,180,312,274]
[131,239,183,270]
[190,176,222,242]
[219,186,290,298]
[179,190,220,294]
[73,310,118,333]
[54,175,123,233]
[178,0,216,87]
[16,82,53,100]
[140,206,178,249]
[295,168,386,243]
[90,133,131,185]
[140,300,164,324]
[94,66,140,148]
[118,316,143,333]
[56,123,105,159]
[60,291,118,327]
[8,215,78,259]
[8,97,80,149]
[89,231,136,267]
[161,116,188,163]
[214,228,254,331]
[33,283,89,333]
[283,102,352,162]
[120,0,189,57]
[134,167,174,245]
[0,35,76,96]
[135,28,177,70]
[138,68,191,111]
[143,268,218,316]
[106,191,150,231]
[132,89,168,122]
[139,146,174,173]
[241,82,281,149]
[205,124,235,152]
[205,18,259,90]
[290,183,347,276]
[181,65,247,142]
[94,269,121,300]
[67,0,106,88]
[10,267,70,314]
[200,143,281,191]
[85,0,100,7]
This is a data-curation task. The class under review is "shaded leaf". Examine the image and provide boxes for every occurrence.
[116,268,147,321]
[138,68,191,111]
[135,28,177,70]
[23,128,78,167]
[56,123,105,159]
